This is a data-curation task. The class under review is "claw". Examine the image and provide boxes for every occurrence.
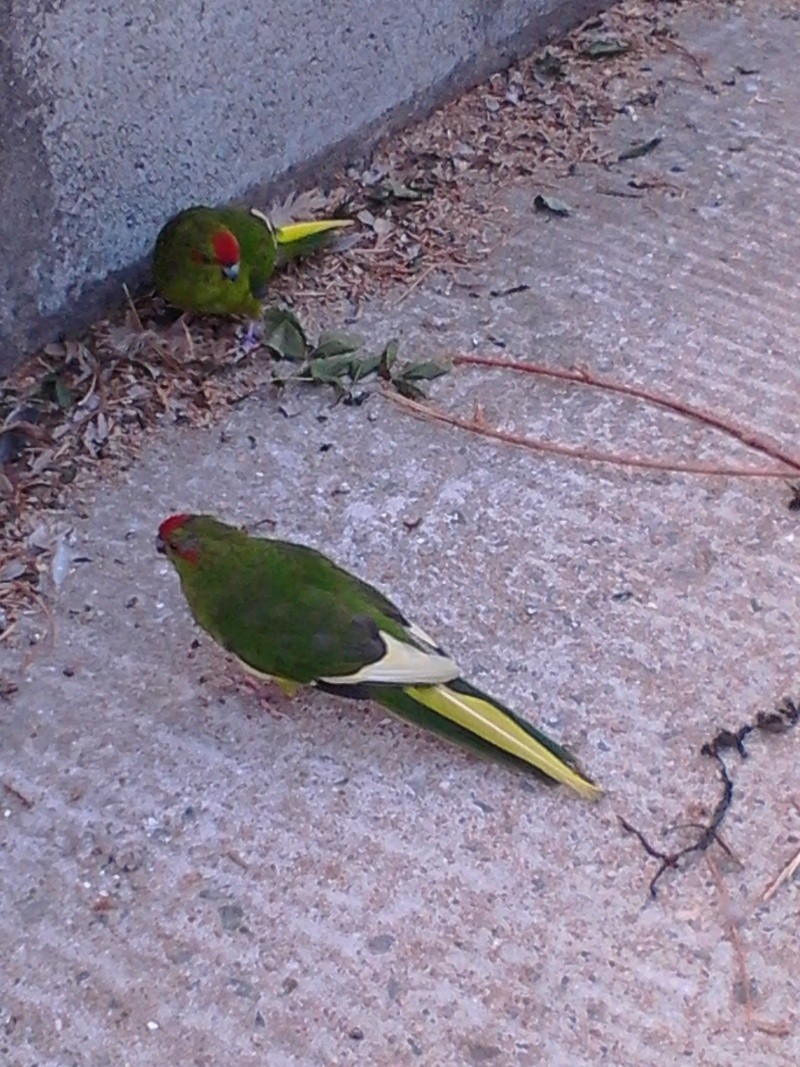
[231,668,296,719]
[233,320,263,360]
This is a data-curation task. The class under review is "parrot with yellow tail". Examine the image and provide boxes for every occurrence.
[153,204,352,316]
[157,513,600,799]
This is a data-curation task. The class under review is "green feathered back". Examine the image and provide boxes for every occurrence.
[166,516,416,682]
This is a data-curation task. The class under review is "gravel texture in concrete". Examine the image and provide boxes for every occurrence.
[3,2,800,1064]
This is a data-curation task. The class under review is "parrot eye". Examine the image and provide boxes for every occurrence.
[221,262,240,282]
[164,531,200,564]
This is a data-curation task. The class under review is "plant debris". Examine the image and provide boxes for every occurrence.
[581,37,632,60]
[620,698,800,898]
[2,779,33,808]
[762,834,800,904]
[389,352,800,478]
[533,193,572,217]
[0,0,740,629]
[254,309,450,400]
[0,674,19,700]
[617,133,663,162]
[619,750,734,899]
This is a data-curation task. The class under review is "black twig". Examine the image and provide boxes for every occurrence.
[619,749,733,898]
[620,698,800,898]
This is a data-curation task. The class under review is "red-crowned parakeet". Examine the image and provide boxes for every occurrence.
[153,205,352,316]
[157,513,600,799]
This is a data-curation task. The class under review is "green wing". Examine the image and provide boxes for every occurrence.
[191,537,455,684]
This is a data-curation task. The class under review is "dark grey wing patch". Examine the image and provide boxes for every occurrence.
[311,612,386,667]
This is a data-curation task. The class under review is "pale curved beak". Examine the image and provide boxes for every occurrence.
[222,262,240,281]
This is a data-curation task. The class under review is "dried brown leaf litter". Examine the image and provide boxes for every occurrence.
[0,0,756,629]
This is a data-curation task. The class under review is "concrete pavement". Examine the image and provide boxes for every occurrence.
[2,2,800,1064]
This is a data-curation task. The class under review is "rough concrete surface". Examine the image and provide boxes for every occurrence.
[1,0,610,370]
[3,2,800,1065]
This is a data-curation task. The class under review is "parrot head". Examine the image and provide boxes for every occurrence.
[158,513,237,637]
[157,513,223,571]
[157,512,243,577]
[157,513,198,563]
[190,227,241,282]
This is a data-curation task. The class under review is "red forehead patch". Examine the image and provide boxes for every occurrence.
[159,513,192,540]
[211,229,240,266]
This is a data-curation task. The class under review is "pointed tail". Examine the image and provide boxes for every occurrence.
[373,678,601,799]
[274,219,353,263]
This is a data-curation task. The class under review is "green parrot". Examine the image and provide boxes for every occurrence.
[152,205,352,316]
[157,513,600,799]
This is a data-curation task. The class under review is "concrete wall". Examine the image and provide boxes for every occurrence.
[1,0,611,372]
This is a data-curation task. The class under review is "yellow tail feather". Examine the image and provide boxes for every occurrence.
[404,684,601,800]
[275,219,353,245]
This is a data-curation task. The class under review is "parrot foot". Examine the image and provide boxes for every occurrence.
[233,320,263,360]
[229,669,294,719]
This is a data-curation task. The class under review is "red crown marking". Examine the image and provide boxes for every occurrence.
[211,229,240,266]
[159,514,192,540]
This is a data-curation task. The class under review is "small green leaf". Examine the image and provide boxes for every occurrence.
[261,306,308,361]
[378,339,399,380]
[308,354,356,384]
[393,378,428,401]
[350,352,384,381]
[311,330,364,359]
[367,179,431,205]
[582,38,630,59]
[262,305,303,334]
[40,373,74,411]
[618,135,663,162]
[534,194,571,217]
[534,51,564,81]
[398,360,449,382]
